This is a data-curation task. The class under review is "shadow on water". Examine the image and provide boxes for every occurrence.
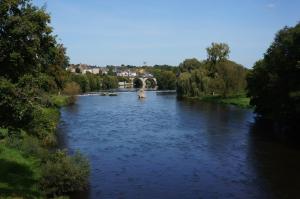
[247,119,300,199]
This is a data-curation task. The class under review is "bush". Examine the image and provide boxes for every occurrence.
[40,150,90,197]
[63,82,81,96]
[27,107,60,146]
[20,136,49,159]
[70,75,90,93]
[50,95,70,107]
[63,82,81,105]
[0,77,34,131]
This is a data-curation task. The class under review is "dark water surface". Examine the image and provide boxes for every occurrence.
[58,92,300,199]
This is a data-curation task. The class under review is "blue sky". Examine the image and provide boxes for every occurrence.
[33,0,299,68]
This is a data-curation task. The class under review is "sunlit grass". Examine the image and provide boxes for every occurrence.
[0,144,41,198]
[201,95,252,108]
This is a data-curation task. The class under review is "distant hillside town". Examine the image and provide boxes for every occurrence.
[66,64,154,78]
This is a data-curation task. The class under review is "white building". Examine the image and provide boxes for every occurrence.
[117,70,137,77]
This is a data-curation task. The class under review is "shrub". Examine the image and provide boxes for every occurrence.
[39,150,90,197]
[0,77,34,131]
[63,82,81,96]
[27,107,60,146]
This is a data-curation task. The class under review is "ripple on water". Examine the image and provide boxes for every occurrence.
[58,92,300,199]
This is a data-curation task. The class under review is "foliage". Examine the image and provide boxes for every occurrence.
[63,82,80,95]
[70,74,90,93]
[0,144,41,198]
[101,75,118,90]
[153,70,177,90]
[0,77,34,132]
[247,23,300,132]
[49,95,70,107]
[117,76,131,83]
[177,59,247,98]
[17,73,58,94]
[179,58,203,72]
[206,42,230,64]
[63,81,81,104]
[24,106,60,146]
[0,0,69,82]
[39,150,90,197]
[0,0,90,198]
[86,73,101,91]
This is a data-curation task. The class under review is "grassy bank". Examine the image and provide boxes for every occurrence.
[0,94,89,199]
[0,144,41,198]
[201,95,251,108]
[181,95,252,108]
[50,95,70,107]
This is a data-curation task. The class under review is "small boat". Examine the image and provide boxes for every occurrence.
[100,92,109,96]
[108,93,118,96]
[138,89,146,98]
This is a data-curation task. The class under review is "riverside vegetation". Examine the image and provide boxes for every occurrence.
[247,22,300,140]
[0,0,299,198]
[176,43,250,108]
[0,0,89,198]
[176,23,300,139]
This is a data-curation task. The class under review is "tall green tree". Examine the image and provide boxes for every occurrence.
[206,42,230,64]
[247,23,300,132]
[0,0,69,83]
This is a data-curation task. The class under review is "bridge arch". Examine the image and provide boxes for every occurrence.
[144,78,157,89]
[130,77,158,89]
[133,78,143,88]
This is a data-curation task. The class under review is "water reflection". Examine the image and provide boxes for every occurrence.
[57,92,300,199]
[247,121,300,199]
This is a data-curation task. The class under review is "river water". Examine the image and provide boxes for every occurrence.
[58,91,300,199]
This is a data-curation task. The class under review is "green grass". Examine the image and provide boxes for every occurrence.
[0,144,42,198]
[201,95,252,108]
[50,95,70,107]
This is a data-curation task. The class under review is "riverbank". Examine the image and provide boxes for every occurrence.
[0,94,89,199]
[180,95,252,108]
[202,95,251,108]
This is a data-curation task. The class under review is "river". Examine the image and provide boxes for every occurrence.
[58,91,300,199]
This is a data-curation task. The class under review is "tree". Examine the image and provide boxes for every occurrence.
[206,42,230,64]
[156,71,176,90]
[247,23,300,134]
[0,0,69,82]
[101,76,118,90]
[179,58,203,72]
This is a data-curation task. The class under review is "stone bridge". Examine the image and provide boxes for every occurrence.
[130,77,157,89]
